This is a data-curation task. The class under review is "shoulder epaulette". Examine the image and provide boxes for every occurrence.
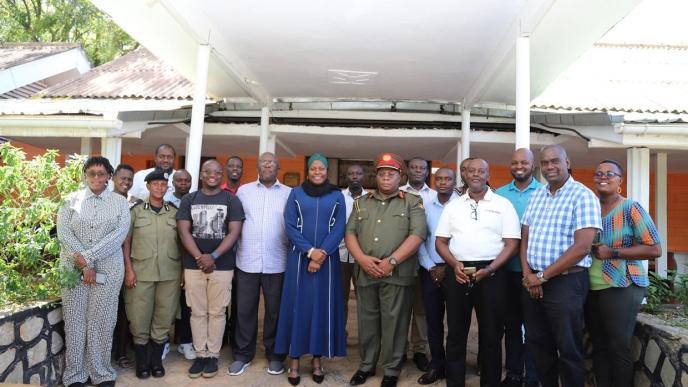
[130,200,143,210]
[404,191,420,197]
[166,201,178,209]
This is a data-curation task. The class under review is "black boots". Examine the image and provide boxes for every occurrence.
[149,341,166,378]
[134,344,150,379]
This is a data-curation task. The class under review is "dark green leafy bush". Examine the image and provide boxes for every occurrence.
[0,143,84,308]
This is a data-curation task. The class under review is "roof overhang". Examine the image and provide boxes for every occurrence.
[91,0,642,106]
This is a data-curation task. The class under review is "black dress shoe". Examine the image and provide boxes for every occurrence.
[413,352,429,372]
[288,375,301,386]
[350,369,375,386]
[501,375,523,387]
[524,382,540,387]
[98,381,116,387]
[66,383,85,387]
[418,368,445,385]
[380,375,398,387]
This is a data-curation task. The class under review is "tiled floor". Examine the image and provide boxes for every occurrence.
[110,295,482,387]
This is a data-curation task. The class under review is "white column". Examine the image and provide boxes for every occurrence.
[461,108,471,160]
[456,140,463,184]
[655,152,668,277]
[100,137,122,167]
[267,134,276,154]
[186,44,211,192]
[626,147,650,210]
[627,147,651,276]
[259,107,270,154]
[515,34,531,150]
[80,137,92,156]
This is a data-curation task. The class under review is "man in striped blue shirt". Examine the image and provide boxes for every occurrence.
[520,145,601,387]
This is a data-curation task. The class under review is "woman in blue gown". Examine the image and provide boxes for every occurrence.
[275,153,347,385]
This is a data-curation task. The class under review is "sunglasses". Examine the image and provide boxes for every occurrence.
[593,171,622,179]
[470,203,478,221]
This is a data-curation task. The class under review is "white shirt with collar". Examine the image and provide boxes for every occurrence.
[400,182,437,205]
[163,191,183,208]
[339,187,368,263]
[435,189,520,262]
[130,167,176,201]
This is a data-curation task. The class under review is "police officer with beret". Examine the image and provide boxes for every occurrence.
[123,170,181,379]
[346,153,427,387]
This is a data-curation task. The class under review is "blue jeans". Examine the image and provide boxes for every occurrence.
[523,270,589,387]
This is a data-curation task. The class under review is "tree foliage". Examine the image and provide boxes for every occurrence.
[0,143,84,309]
[0,0,138,66]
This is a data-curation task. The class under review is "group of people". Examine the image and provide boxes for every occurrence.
[56,142,661,387]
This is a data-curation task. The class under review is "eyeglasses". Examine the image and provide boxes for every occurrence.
[470,203,478,221]
[85,171,108,178]
[593,171,622,179]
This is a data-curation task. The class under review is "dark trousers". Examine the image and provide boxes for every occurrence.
[175,290,192,344]
[341,261,356,332]
[228,274,238,349]
[504,271,538,382]
[523,270,589,387]
[114,287,131,357]
[232,269,285,362]
[420,266,446,371]
[585,284,645,387]
[444,264,507,387]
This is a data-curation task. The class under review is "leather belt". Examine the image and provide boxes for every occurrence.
[560,266,586,275]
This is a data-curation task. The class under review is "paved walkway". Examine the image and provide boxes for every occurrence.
[110,294,482,387]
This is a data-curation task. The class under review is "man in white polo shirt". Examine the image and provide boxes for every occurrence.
[435,158,520,387]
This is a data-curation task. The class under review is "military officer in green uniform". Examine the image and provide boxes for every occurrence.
[123,170,181,379]
[346,153,427,387]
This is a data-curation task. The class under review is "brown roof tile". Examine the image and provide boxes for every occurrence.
[0,43,81,70]
[39,47,194,100]
[0,81,47,99]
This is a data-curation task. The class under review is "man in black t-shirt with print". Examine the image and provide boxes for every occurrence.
[177,159,245,379]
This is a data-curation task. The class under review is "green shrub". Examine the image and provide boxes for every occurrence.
[0,143,84,309]
[645,271,675,314]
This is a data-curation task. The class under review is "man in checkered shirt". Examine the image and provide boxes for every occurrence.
[520,145,602,387]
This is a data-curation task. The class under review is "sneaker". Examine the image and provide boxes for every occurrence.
[228,360,251,376]
[202,357,218,378]
[177,343,197,360]
[161,342,170,360]
[267,360,285,375]
[188,357,207,378]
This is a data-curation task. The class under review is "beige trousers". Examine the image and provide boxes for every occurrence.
[184,269,233,358]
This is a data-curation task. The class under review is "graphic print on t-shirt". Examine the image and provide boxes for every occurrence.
[191,204,227,239]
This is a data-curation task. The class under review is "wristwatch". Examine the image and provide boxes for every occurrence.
[612,249,621,259]
[388,256,398,267]
[536,271,548,283]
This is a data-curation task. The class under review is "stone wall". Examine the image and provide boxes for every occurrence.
[633,313,688,387]
[0,301,65,386]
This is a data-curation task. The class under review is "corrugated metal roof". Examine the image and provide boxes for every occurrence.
[38,47,195,100]
[0,81,47,99]
[532,43,688,114]
[0,43,80,70]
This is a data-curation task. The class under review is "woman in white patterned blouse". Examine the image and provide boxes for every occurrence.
[57,156,131,387]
